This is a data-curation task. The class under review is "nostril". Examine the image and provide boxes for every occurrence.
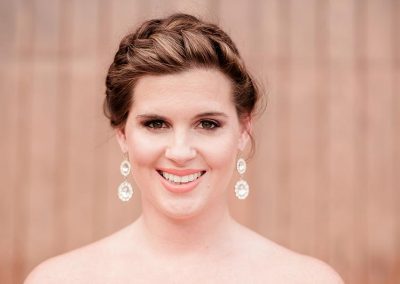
[165,146,197,162]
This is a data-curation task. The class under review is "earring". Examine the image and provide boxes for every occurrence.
[235,158,249,199]
[118,153,133,202]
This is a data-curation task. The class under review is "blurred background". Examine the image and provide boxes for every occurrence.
[0,0,399,283]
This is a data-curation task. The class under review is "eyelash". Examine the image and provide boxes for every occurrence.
[142,119,221,130]
[143,120,167,129]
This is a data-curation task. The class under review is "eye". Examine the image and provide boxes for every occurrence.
[143,119,167,129]
[198,120,220,130]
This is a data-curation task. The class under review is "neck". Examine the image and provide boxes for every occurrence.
[135,196,236,258]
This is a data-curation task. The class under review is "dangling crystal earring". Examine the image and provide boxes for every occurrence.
[118,153,133,202]
[235,158,249,199]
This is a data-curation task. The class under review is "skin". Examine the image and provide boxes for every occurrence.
[25,68,344,283]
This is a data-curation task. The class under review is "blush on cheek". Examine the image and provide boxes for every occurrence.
[127,132,165,167]
[197,134,238,169]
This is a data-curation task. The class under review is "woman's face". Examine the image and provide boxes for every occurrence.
[116,68,249,219]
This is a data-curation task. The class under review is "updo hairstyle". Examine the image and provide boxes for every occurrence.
[104,13,261,152]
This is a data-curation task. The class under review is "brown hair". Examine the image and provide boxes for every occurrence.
[104,13,262,154]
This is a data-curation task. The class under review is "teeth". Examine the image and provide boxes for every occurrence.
[161,171,203,184]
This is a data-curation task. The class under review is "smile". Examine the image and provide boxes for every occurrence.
[157,170,206,185]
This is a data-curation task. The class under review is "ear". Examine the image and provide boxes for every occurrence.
[115,128,128,153]
[238,116,252,151]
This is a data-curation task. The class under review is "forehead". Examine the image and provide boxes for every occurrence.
[131,68,235,113]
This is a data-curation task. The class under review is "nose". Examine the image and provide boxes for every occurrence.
[165,130,196,165]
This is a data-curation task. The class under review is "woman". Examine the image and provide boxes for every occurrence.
[26,13,343,283]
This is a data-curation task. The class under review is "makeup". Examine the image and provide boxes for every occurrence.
[157,168,206,193]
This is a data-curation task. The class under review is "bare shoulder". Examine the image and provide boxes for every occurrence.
[285,254,345,284]
[233,224,344,283]
[24,240,110,284]
[24,226,132,284]
[25,247,91,284]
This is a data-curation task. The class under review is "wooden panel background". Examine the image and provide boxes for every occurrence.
[0,0,398,283]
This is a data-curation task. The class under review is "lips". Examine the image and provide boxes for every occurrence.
[157,170,205,184]
[156,168,206,193]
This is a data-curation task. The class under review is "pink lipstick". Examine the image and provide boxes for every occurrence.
[156,168,206,193]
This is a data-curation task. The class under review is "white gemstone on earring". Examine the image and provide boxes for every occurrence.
[120,160,131,177]
[118,181,133,201]
[235,179,249,199]
[237,158,247,175]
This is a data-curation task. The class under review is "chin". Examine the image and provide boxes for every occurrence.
[159,197,209,221]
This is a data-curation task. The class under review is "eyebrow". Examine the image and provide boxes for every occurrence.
[136,112,229,120]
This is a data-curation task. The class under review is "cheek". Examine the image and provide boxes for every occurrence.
[126,131,164,167]
[196,131,239,170]
[125,128,241,170]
